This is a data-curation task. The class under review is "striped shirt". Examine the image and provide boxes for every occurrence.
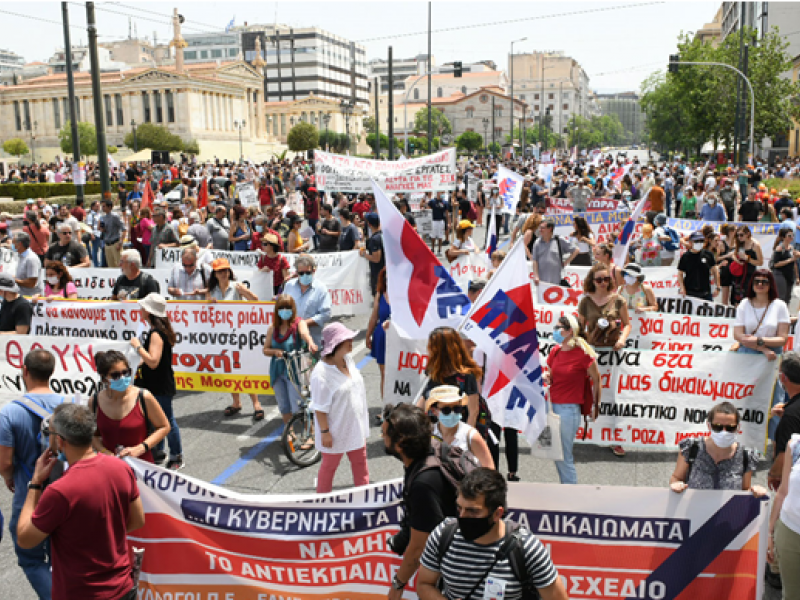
[420,518,558,600]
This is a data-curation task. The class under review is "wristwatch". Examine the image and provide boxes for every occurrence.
[757,337,765,347]
[28,481,44,491]
[392,575,407,590]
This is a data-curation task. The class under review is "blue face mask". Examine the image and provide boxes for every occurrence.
[278,308,294,321]
[255,225,264,232]
[438,410,462,428]
[109,375,132,392]
[299,273,313,286]
[57,450,67,462]
[552,328,565,344]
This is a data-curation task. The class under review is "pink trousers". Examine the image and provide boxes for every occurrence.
[316,446,370,493]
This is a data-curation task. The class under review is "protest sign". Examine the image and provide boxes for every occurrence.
[0,336,138,401]
[384,322,427,406]
[237,182,258,208]
[128,461,766,600]
[546,197,622,214]
[0,247,18,277]
[31,300,275,394]
[69,267,274,302]
[668,217,779,261]
[412,211,432,239]
[314,149,457,193]
[154,249,371,315]
[551,209,632,245]
[448,252,490,291]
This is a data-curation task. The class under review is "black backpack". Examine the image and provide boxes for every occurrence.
[437,518,541,600]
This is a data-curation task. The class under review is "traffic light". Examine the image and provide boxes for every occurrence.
[453,61,463,78]
[668,55,680,74]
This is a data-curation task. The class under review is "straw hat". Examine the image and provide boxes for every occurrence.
[424,385,468,412]
[138,293,167,318]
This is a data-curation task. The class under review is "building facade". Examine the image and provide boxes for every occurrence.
[182,32,241,64]
[720,2,800,58]
[369,54,431,94]
[596,92,646,146]
[100,38,171,66]
[0,49,24,74]
[403,70,508,103]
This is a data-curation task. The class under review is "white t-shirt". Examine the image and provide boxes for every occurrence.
[453,238,476,252]
[310,355,369,454]
[734,298,790,338]
[780,435,800,536]
[433,420,477,454]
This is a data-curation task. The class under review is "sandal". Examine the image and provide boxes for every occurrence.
[253,409,265,421]
[224,405,242,417]
[300,438,315,451]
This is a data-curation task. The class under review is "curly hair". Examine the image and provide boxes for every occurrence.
[584,262,613,294]
[425,327,482,382]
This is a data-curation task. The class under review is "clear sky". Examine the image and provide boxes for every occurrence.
[1,0,719,93]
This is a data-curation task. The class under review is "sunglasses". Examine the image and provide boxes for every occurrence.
[182,263,196,269]
[107,368,132,380]
[754,278,770,286]
[59,231,72,235]
[710,423,737,433]
[594,276,611,284]
[434,405,465,416]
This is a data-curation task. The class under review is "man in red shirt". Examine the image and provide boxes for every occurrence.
[16,403,145,600]
[258,177,275,208]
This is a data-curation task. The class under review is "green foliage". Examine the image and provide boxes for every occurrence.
[107,145,118,154]
[2,138,29,157]
[641,27,800,155]
[274,149,289,161]
[0,181,139,201]
[488,142,501,155]
[456,131,483,153]
[764,178,800,199]
[183,139,200,155]
[366,133,389,151]
[562,114,625,149]
[59,121,98,157]
[413,107,452,137]
[122,122,184,152]
[362,116,377,134]
[286,122,319,152]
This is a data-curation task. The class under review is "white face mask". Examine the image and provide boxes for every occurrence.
[693,242,705,251]
[46,276,59,286]
[710,429,736,448]
[623,275,638,286]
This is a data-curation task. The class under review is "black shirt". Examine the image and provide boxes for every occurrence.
[135,330,176,397]
[775,394,800,457]
[317,217,341,252]
[458,198,472,220]
[0,296,33,333]
[365,231,385,284]
[404,455,457,534]
[429,199,448,221]
[112,272,160,300]
[739,200,763,222]
[46,241,87,267]
[339,223,360,251]
[677,250,715,296]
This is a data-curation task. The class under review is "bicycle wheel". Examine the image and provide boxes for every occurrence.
[282,411,321,467]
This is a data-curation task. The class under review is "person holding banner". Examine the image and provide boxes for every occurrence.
[620,264,657,313]
[545,315,601,484]
[445,220,478,263]
[284,255,332,349]
[258,234,291,296]
[731,225,764,302]
[591,244,625,289]
[31,263,78,301]
[569,216,595,267]
[311,323,369,494]
[206,258,259,303]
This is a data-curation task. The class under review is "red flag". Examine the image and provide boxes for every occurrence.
[141,180,154,210]
[197,178,209,209]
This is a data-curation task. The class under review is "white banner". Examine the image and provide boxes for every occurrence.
[31,300,275,394]
[69,267,274,302]
[0,336,138,400]
[236,182,258,208]
[0,247,18,277]
[384,321,428,406]
[531,264,683,297]
[448,252,490,291]
[314,149,457,193]
[668,217,779,261]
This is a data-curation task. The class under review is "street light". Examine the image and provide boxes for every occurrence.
[323,113,331,151]
[130,119,137,152]
[29,120,38,164]
[340,99,354,153]
[510,37,526,155]
[482,117,489,153]
[234,118,247,164]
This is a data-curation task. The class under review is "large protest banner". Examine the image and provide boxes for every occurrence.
[551,209,631,244]
[314,149,457,193]
[0,336,138,401]
[448,252,490,291]
[669,217,779,261]
[532,265,683,298]
[128,460,767,600]
[546,197,622,214]
[69,268,274,301]
[154,248,371,316]
[30,300,275,394]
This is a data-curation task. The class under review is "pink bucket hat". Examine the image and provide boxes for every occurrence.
[321,323,358,356]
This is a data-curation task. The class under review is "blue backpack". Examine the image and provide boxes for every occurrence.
[660,226,681,252]
[12,394,72,479]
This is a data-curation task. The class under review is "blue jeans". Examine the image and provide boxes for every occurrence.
[737,346,785,440]
[665,190,673,217]
[90,238,105,267]
[502,213,510,236]
[154,394,182,458]
[271,373,301,416]
[552,403,582,485]
[9,508,52,599]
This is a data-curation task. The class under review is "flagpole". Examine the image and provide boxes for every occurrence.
[485,205,495,249]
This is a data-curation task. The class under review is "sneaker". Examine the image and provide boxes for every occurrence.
[507,473,520,482]
[166,455,185,471]
[152,451,166,465]
[611,445,626,457]
[765,563,782,590]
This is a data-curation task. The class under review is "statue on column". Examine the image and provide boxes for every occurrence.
[170,8,188,73]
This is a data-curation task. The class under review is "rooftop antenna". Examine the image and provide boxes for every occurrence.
[134,22,138,40]
[128,17,132,40]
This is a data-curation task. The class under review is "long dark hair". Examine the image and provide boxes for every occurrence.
[746,268,778,303]
[573,216,591,239]
[208,268,236,293]
[147,313,177,346]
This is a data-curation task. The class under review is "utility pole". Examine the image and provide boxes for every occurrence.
[739,44,750,166]
[491,95,496,152]
[510,38,526,156]
[388,46,394,160]
[86,2,110,199]
[62,1,83,204]
[427,1,432,154]
[733,3,745,165]
[374,77,380,159]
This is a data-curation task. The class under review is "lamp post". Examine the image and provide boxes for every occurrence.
[29,120,38,164]
[340,99,354,153]
[510,37,526,155]
[482,117,489,153]
[323,113,331,151]
[130,119,137,152]
[234,118,247,164]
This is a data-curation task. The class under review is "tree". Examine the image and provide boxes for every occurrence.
[366,133,389,152]
[123,122,183,152]
[2,138,29,157]
[488,142,501,155]
[362,116,377,134]
[107,145,118,154]
[183,139,200,155]
[59,121,97,157]
[456,131,483,154]
[287,122,319,152]
[413,107,452,138]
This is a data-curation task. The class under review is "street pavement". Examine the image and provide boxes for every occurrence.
[0,222,778,599]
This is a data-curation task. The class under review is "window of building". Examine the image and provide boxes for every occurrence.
[563,92,570,100]
[115,94,123,125]
[437,87,443,98]
[75,98,81,122]
[534,93,540,100]
[200,50,208,59]
[494,107,502,117]
[229,48,238,57]
[53,98,61,130]
[414,89,419,100]
[547,105,553,111]
[142,91,151,122]
[563,104,569,111]
[62,98,69,124]
[154,92,163,123]
[13,101,21,131]
[494,127,503,136]
[185,51,197,60]
[520,94,526,101]
[548,93,554,100]
[23,101,30,130]
[211,49,223,58]
[104,95,113,126]
[534,104,539,112]
[166,91,175,123]
[563,127,569,134]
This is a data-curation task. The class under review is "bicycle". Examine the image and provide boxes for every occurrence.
[280,348,322,467]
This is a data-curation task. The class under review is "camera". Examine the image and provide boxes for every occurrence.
[388,514,411,556]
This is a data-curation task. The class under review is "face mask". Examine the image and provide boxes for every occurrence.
[438,411,462,428]
[108,375,132,392]
[623,275,637,286]
[278,308,294,321]
[299,273,313,286]
[552,329,565,344]
[384,443,402,460]
[458,515,496,542]
[693,242,704,251]
[710,430,736,448]
[255,225,264,232]
[57,449,67,462]
[47,276,59,286]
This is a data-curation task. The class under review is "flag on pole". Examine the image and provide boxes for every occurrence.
[486,206,498,257]
[497,165,524,215]
[372,181,471,338]
[140,178,154,211]
[225,17,235,33]
[197,177,209,209]
[612,197,646,266]
[461,237,547,443]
